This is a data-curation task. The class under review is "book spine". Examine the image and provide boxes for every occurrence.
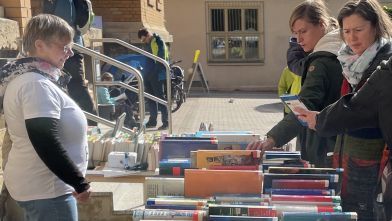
[281,212,358,221]
[209,165,259,170]
[145,204,205,210]
[270,195,341,204]
[208,215,278,221]
[146,198,207,206]
[132,209,205,221]
[208,206,277,217]
[271,179,329,189]
[267,167,343,174]
[273,204,342,213]
[158,167,185,176]
[265,188,335,196]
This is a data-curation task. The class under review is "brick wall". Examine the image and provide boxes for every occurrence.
[0,0,32,34]
[91,0,141,22]
[140,0,165,29]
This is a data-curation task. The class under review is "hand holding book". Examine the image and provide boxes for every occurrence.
[293,106,319,130]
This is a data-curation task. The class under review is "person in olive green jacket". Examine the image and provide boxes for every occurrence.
[248,0,343,168]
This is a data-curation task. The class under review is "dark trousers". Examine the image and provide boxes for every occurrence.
[64,52,97,126]
[144,75,168,125]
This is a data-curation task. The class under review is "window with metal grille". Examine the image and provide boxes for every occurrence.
[207,2,264,63]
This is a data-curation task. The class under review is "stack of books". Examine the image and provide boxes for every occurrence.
[261,151,310,172]
[86,126,139,168]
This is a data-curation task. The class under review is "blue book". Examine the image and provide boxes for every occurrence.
[159,158,192,176]
[160,139,218,160]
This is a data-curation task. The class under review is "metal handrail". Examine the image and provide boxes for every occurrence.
[96,81,167,105]
[73,44,145,129]
[90,38,172,133]
[83,112,135,135]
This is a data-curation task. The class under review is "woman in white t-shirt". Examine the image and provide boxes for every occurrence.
[0,14,90,221]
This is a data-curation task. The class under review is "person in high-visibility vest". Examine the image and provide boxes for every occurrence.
[138,28,169,130]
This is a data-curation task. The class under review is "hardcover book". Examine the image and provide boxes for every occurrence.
[193,150,261,169]
[159,139,218,160]
[184,169,262,198]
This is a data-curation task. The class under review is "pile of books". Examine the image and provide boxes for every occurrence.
[86,126,147,169]
[134,130,358,220]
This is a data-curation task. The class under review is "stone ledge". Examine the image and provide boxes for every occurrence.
[0,18,20,51]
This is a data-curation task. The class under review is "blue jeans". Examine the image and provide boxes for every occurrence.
[17,194,78,221]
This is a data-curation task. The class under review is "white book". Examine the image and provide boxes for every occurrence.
[144,177,184,201]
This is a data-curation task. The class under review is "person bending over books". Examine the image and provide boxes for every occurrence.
[286,1,392,220]
[247,0,343,168]
[98,72,138,129]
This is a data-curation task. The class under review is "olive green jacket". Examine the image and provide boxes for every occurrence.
[268,29,343,167]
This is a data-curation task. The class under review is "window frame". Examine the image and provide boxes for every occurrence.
[206,1,264,64]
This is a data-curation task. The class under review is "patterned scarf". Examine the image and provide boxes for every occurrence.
[337,38,388,88]
[0,57,71,113]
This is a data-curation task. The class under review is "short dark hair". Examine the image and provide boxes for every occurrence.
[137,28,149,39]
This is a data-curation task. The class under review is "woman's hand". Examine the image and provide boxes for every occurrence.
[246,137,276,155]
[294,107,319,130]
[73,188,91,203]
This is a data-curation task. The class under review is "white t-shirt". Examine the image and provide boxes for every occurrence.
[3,72,88,201]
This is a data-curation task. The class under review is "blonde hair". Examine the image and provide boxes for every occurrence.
[23,14,74,55]
[289,0,338,33]
[338,0,392,40]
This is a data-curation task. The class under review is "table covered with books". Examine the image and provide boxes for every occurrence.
[86,128,359,221]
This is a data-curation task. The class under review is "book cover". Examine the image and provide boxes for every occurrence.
[159,139,218,160]
[194,150,261,169]
[281,212,358,221]
[159,158,192,176]
[144,177,184,201]
[184,169,262,198]
[195,131,260,150]
[208,204,277,217]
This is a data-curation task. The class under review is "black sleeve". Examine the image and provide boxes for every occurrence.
[316,66,382,137]
[25,117,90,194]
[287,37,307,76]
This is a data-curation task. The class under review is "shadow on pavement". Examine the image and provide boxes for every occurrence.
[255,102,283,113]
